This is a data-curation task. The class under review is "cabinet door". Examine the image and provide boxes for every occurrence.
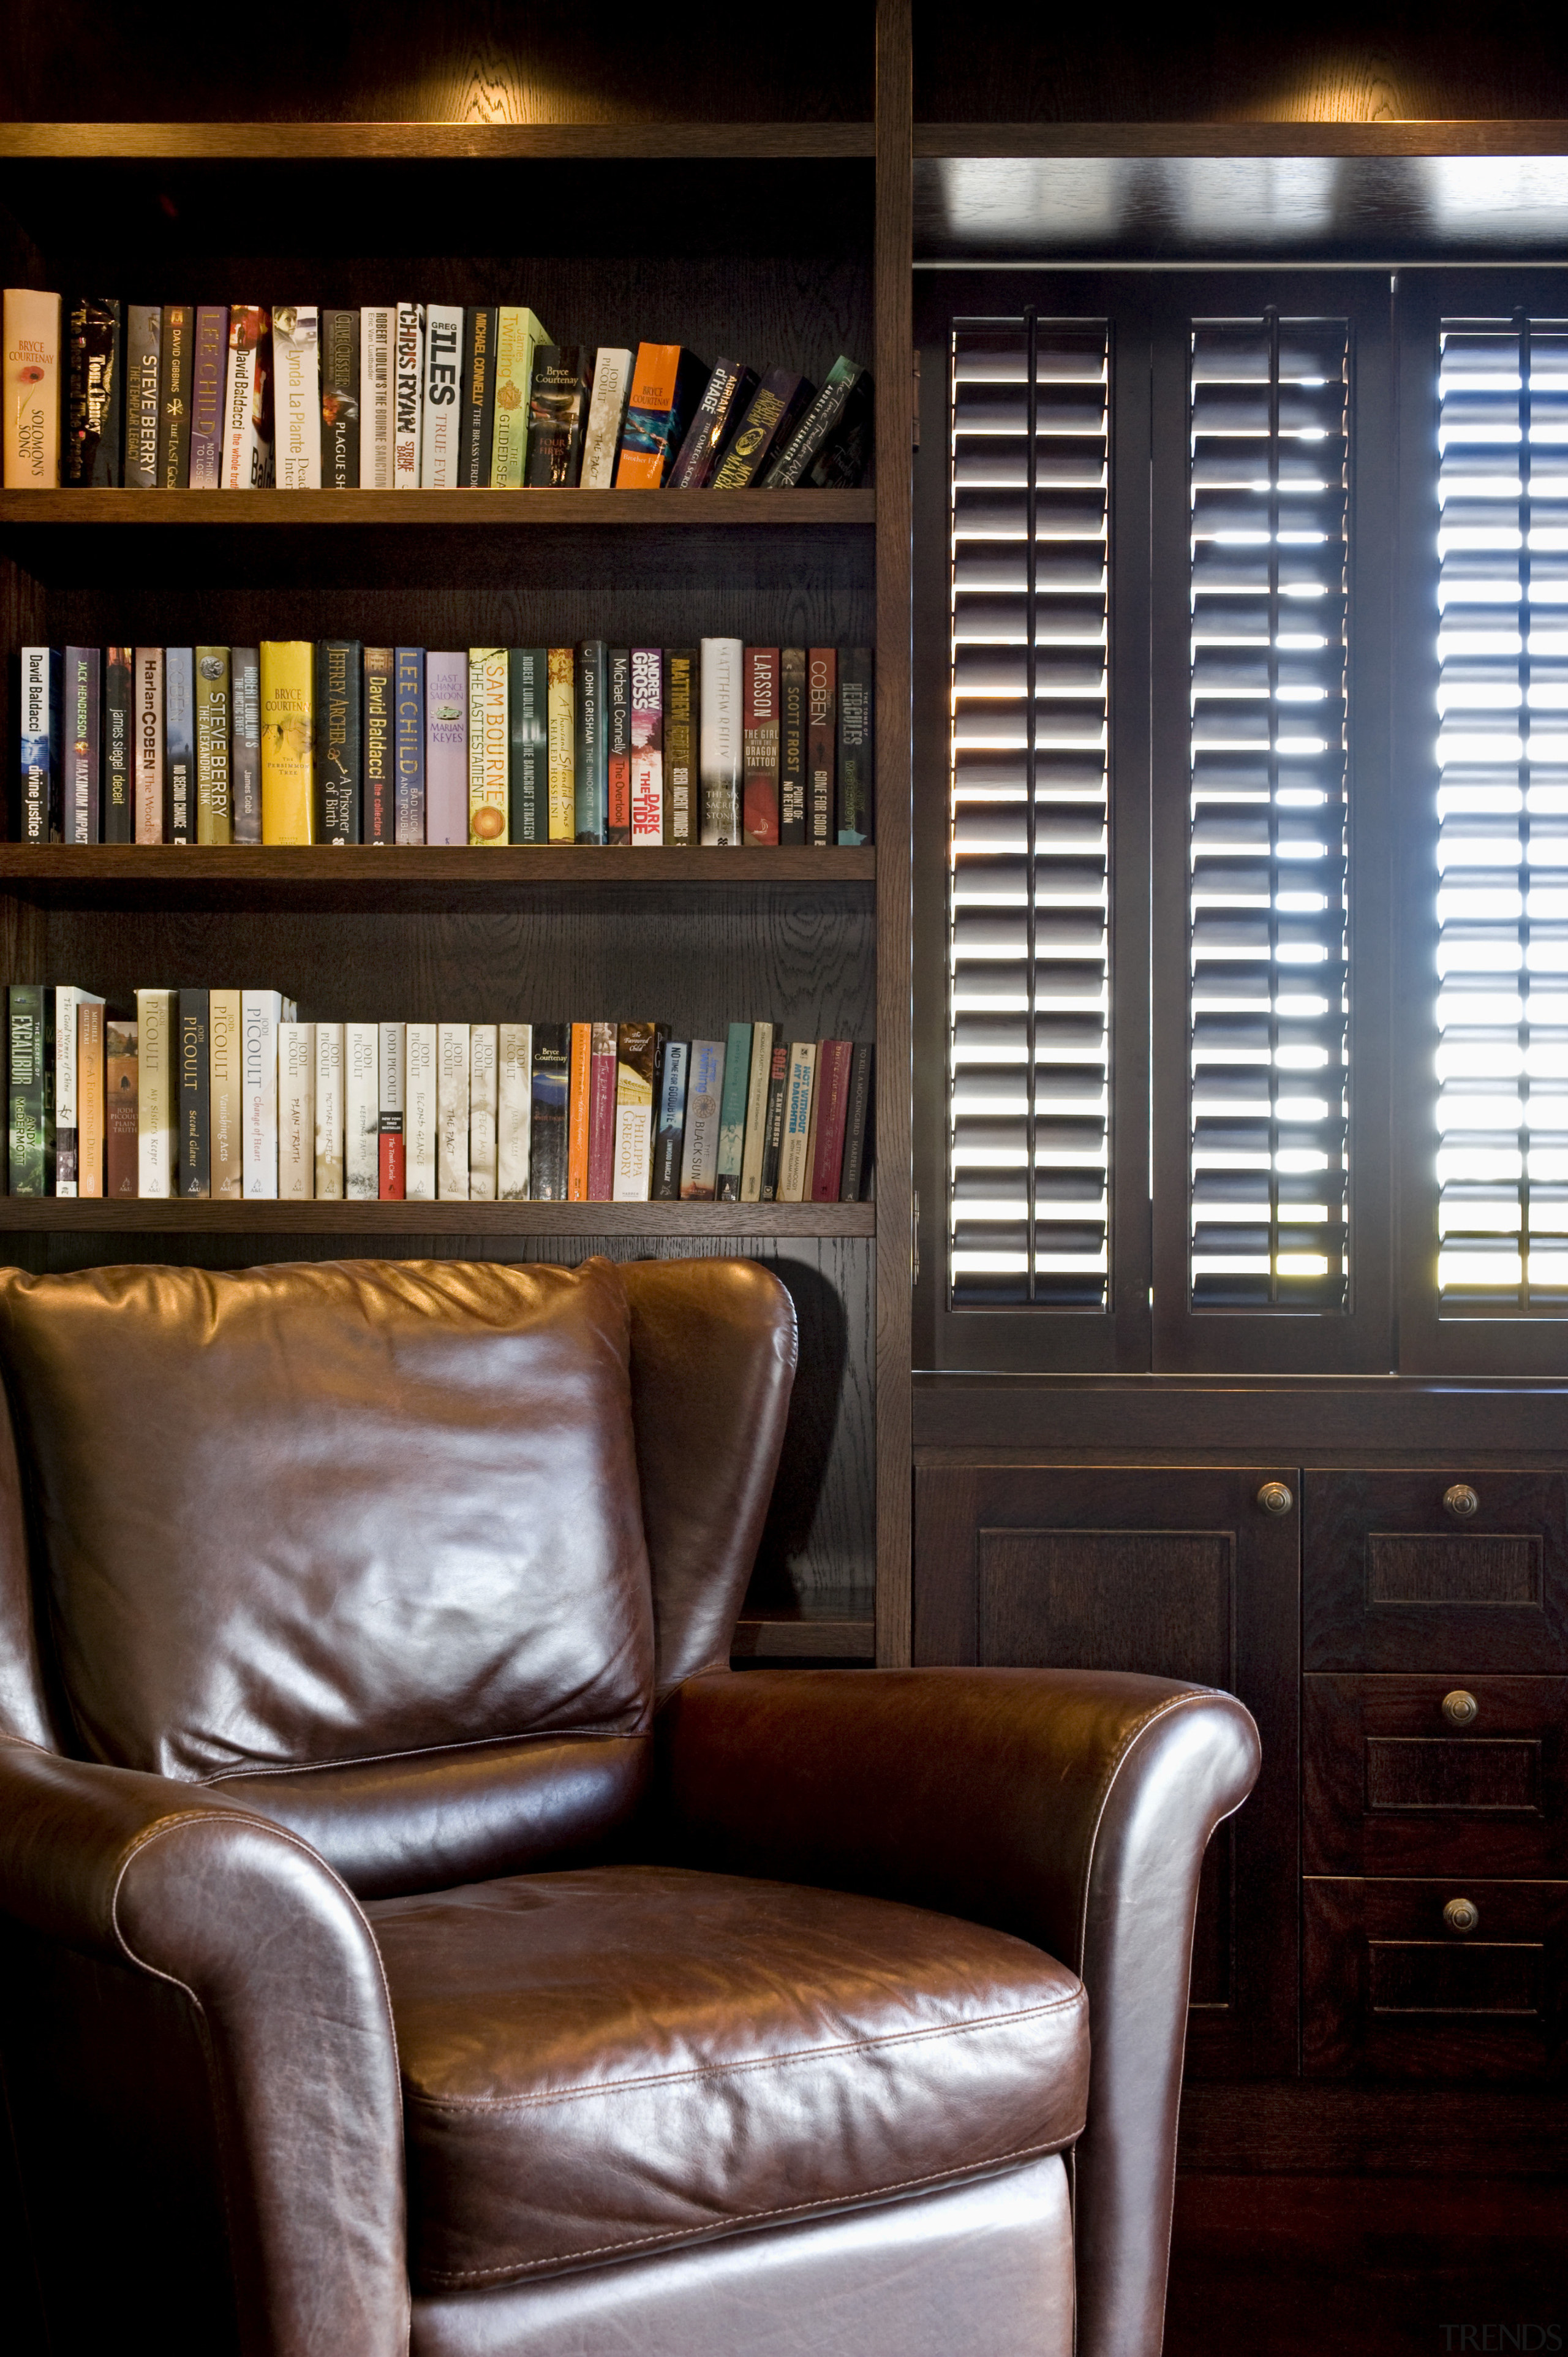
[913,1464,1300,2078]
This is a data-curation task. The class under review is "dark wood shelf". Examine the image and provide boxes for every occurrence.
[0,1199,876,1238]
[0,489,874,531]
[731,1615,875,1660]
[0,122,875,164]
[914,119,1568,157]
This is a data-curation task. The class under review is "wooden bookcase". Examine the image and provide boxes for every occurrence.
[0,4,916,1668]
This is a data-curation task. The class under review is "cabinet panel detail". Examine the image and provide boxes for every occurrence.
[978,1529,1232,1687]
[1364,1737,1539,1815]
[1368,1939,1542,2018]
[1366,1533,1541,1608]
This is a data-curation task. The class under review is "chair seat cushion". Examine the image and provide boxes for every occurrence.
[368,1861,1088,2293]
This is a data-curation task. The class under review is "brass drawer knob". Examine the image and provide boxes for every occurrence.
[1256,1480,1294,1516]
[1443,1896,1480,1935]
[1443,1483,1480,1519]
[1441,1689,1479,1728]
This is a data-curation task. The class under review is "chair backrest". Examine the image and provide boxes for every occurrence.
[0,1254,796,1897]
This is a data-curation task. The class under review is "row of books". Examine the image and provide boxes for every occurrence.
[6,986,873,1208]
[17,641,873,849]
[3,291,871,494]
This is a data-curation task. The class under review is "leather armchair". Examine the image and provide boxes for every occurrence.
[0,1255,1258,2357]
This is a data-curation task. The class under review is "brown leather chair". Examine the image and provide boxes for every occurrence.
[0,1255,1258,2357]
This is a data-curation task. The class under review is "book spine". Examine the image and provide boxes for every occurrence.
[546,648,575,841]
[124,303,162,489]
[231,647,262,842]
[629,645,663,846]
[133,646,164,844]
[362,648,393,844]
[277,1021,314,1200]
[222,305,273,490]
[810,1037,853,1200]
[760,356,865,489]
[156,303,194,487]
[777,1040,818,1201]
[714,1019,753,1200]
[611,1020,658,1201]
[393,301,424,488]
[420,302,463,487]
[460,306,498,488]
[78,997,105,1197]
[587,1020,617,1199]
[66,645,100,844]
[66,295,122,486]
[837,648,873,842]
[615,343,704,487]
[529,1024,568,1199]
[840,1039,873,1200]
[497,1021,532,1198]
[195,646,232,844]
[322,308,360,489]
[469,1023,497,1199]
[105,1018,137,1195]
[344,1021,378,1198]
[314,639,363,844]
[377,1020,405,1198]
[19,646,61,845]
[779,646,807,846]
[273,305,322,489]
[468,645,508,842]
[241,990,281,1198]
[178,988,211,1197]
[104,646,133,842]
[489,307,548,488]
[742,645,781,845]
[606,646,631,844]
[758,1040,788,1200]
[314,1021,344,1197]
[404,1022,437,1198]
[187,305,227,486]
[524,347,590,486]
[807,646,837,849]
[678,1037,725,1199]
[136,986,175,1198]
[669,356,754,491]
[3,289,61,487]
[424,651,467,844]
[739,1018,774,1201]
[567,1021,592,1198]
[663,648,697,847]
[164,646,194,844]
[52,985,80,1194]
[711,369,811,489]
[209,988,243,1197]
[359,308,394,488]
[6,986,48,1194]
[575,640,607,843]
[699,637,742,845]
[393,646,424,844]
[579,346,632,490]
[508,648,548,843]
[437,1021,470,1197]
[259,640,314,842]
[650,1038,688,1200]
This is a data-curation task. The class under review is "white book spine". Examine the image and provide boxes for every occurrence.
[393,302,424,489]
[437,1022,470,1198]
[420,303,464,488]
[278,1022,315,1198]
[405,1023,438,1200]
[54,986,80,1195]
[134,646,164,844]
[135,988,176,1199]
[469,1024,498,1200]
[314,1021,345,1198]
[274,305,322,489]
[698,636,744,846]
[497,1023,532,1201]
[612,1084,653,1202]
[579,346,633,489]
[209,988,244,1198]
[241,989,282,1198]
[777,1041,818,1203]
[630,749,663,846]
[344,1021,379,1199]
[360,308,394,489]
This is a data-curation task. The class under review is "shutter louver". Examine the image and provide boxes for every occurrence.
[1186,316,1351,1312]
[949,319,1111,1307]
[1434,316,1568,1315]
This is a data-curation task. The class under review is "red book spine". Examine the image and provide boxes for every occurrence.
[809,1038,853,1201]
[607,750,631,838]
[742,645,780,846]
[378,1128,405,1198]
[587,1021,617,1200]
[806,646,836,848]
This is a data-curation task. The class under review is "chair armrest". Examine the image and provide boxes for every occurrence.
[658,1667,1261,2357]
[0,1738,409,2357]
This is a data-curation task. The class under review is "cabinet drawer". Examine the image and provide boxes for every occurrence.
[1303,1470,1568,1673]
[1304,1675,1568,1877]
[1303,1877,1568,2081]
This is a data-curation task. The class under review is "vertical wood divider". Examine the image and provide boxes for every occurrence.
[875,0,915,1665]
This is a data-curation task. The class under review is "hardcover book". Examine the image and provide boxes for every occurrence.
[178,988,211,1197]
[529,1024,570,1200]
[714,1020,753,1201]
[669,356,757,490]
[739,1018,774,1202]
[65,295,123,486]
[810,1037,853,1200]
[105,1018,138,1198]
[630,645,663,845]
[394,646,425,844]
[65,645,100,844]
[650,1038,688,1199]
[195,646,232,844]
[606,647,631,844]
[567,1022,592,1199]
[322,308,360,488]
[404,1023,437,1199]
[616,344,708,487]
[420,302,464,487]
[124,303,162,489]
[425,651,467,844]
[437,1022,470,1198]
[53,985,102,1195]
[468,645,508,842]
[840,1039,873,1200]
[314,1020,345,1198]
[508,648,548,843]
[133,645,164,844]
[575,640,608,843]
[524,347,592,486]
[8,986,53,1196]
[360,307,394,488]
[209,988,243,1197]
[579,346,632,490]
[664,648,697,847]
[188,305,228,487]
[469,1023,498,1200]
[136,986,176,1199]
[104,646,132,842]
[710,368,813,489]
[698,637,743,845]
[587,1020,617,1200]
[77,996,107,1197]
[364,647,394,845]
[678,1037,725,1200]
[777,1040,818,1202]
[378,1021,405,1199]
[258,640,314,842]
[241,989,282,1198]
[761,355,870,489]
[497,1022,532,1198]
[489,307,551,487]
[779,646,807,846]
[3,288,61,487]
[278,1021,315,1201]
[164,646,194,844]
[232,647,262,843]
[273,305,322,489]
[837,648,874,842]
[222,305,274,489]
[547,648,575,841]
[611,1020,659,1201]
[314,639,363,844]
[758,1040,788,1200]
[461,306,499,487]
[742,645,781,845]
[344,1021,378,1198]
[20,644,61,844]
[393,301,424,488]
[807,647,837,848]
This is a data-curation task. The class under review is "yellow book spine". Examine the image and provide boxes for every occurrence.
[546,646,575,842]
[469,646,508,842]
[489,307,549,488]
[259,640,315,842]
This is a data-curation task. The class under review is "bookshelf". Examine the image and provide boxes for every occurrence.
[0,3,913,1666]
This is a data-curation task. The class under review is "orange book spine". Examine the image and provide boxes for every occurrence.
[567,1020,592,1200]
[77,999,105,1197]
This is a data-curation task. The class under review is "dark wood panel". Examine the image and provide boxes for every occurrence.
[1303,1470,1568,1673]
[916,122,1568,156]
[913,1462,1300,2076]
[731,1617,876,1660]
[1303,1674,1566,1878]
[1177,2078,1567,2175]
[0,1201,875,1239]
[1303,1877,1568,2083]
[0,491,872,531]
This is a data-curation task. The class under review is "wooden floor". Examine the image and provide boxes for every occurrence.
[1167,2177,1568,2356]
